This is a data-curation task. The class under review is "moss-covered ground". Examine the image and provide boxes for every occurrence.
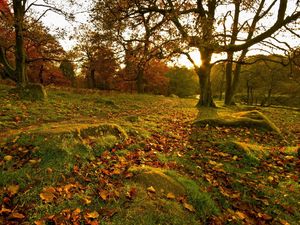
[0,85,299,224]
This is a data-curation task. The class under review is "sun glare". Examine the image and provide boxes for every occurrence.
[176,50,202,68]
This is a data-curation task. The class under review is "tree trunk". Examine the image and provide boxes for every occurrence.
[218,66,225,101]
[265,88,272,106]
[136,67,144,94]
[196,49,215,107]
[13,0,27,87]
[0,47,16,81]
[224,52,234,105]
[224,50,248,105]
[39,65,44,84]
[247,82,250,105]
[88,68,96,89]
[250,88,254,105]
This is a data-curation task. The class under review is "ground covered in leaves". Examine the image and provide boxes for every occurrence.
[0,84,299,225]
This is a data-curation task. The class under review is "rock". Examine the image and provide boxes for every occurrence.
[169,94,179,98]
[126,115,140,123]
[130,166,186,195]
[18,83,47,101]
[194,110,280,133]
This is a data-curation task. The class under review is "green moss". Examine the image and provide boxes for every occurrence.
[92,135,118,156]
[166,171,220,221]
[18,83,47,101]
[111,185,199,225]
[218,141,268,165]
[130,166,186,196]
[194,110,281,133]
[125,115,140,122]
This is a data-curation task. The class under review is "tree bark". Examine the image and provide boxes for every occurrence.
[87,68,96,89]
[136,67,144,93]
[0,47,16,82]
[224,52,234,105]
[38,64,44,84]
[13,0,27,87]
[196,49,215,107]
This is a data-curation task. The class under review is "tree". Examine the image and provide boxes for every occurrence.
[0,0,73,96]
[143,59,169,95]
[222,1,299,105]
[0,0,26,86]
[236,54,296,106]
[118,0,300,107]
[60,60,76,87]
[92,0,176,93]
[166,67,199,98]
[74,29,118,89]
[211,62,226,100]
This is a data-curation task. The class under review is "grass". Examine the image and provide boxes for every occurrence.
[1,84,299,224]
[166,170,220,221]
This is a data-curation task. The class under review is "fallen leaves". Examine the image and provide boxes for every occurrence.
[40,187,56,203]
[166,192,176,199]
[219,186,240,199]
[235,211,246,220]
[279,218,291,225]
[183,202,195,212]
[126,187,137,200]
[257,212,272,221]
[4,155,13,161]
[99,189,109,201]
[146,186,156,193]
[9,212,25,219]
[86,211,99,219]
[7,184,20,196]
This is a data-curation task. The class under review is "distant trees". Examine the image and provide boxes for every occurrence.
[209,51,300,107]
[166,67,199,98]
[92,0,176,93]
[74,29,118,90]
[60,60,76,86]
[1,0,299,106]
[0,0,73,96]
[98,0,299,107]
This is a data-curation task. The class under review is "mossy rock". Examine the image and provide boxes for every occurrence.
[126,115,140,123]
[129,166,186,196]
[227,141,268,160]
[18,83,47,101]
[18,123,127,141]
[120,166,219,224]
[194,110,280,133]
[8,123,127,163]
[170,94,179,98]
[112,194,199,225]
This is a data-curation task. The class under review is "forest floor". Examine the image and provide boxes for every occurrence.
[0,84,299,225]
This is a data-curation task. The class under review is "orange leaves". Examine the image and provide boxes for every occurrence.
[208,160,226,173]
[219,186,240,199]
[4,155,13,161]
[235,211,247,220]
[86,211,99,219]
[9,212,25,219]
[146,186,156,194]
[39,183,82,203]
[99,189,109,201]
[279,219,291,225]
[34,208,102,225]
[40,187,56,203]
[126,187,137,200]
[257,212,272,220]
[183,202,195,212]
[7,184,20,196]
[166,192,176,199]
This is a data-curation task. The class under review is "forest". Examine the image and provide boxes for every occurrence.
[0,0,300,224]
